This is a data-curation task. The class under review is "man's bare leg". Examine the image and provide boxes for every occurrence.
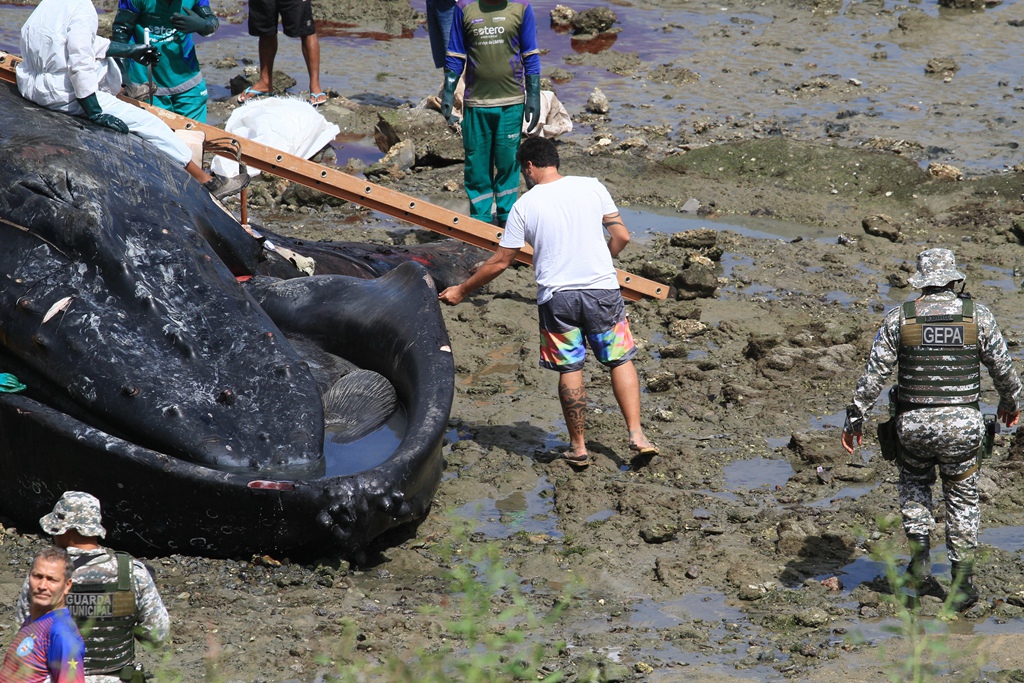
[558,370,588,458]
[252,33,278,94]
[610,361,656,451]
[301,33,322,95]
[185,160,212,184]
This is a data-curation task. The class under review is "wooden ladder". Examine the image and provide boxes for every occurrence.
[0,51,668,301]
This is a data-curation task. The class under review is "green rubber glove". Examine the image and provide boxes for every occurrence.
[111,9,137,44]
[77,93,130,134]
[0,373,25,393]
[440,69,460,125]
[171,6,219,36]
[524,74,541,134]
[106,41,160,65]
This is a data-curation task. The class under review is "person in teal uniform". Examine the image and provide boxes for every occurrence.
[112,0,219,122]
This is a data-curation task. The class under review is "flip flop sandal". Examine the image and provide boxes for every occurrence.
[563,451,593,467]
[309,92,328,107]
[237,87,270,104]
[629,443,659,457]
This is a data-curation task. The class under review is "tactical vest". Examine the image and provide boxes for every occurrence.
[65,552,138,675]
[897,299,981,407]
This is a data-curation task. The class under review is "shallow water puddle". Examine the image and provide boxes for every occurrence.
[806,483,877,509]
[980,525,1024,553]
[455,478,561,539]
[619,590,783,677]
[330,133,384,169]
[722,457,794,492]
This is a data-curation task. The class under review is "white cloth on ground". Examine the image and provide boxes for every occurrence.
[500,175,620,305]
[211,97,341,178]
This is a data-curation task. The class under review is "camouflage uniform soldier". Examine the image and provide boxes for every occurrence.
[841,248,1021,611]
[15,492,170,682]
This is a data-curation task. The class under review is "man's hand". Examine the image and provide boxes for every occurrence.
[77,94,130,134]
[998,408,1020,428]
[438,285,465,306]
[171,6,209,34]
[106,41,160,65]
[841,430,861,454]
[524,74,541,135]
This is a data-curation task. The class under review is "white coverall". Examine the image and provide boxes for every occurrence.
[17,0,192,166]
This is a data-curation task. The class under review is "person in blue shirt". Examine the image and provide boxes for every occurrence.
[113,0,219,122]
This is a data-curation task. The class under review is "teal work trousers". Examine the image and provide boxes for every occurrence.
[462,103,523,223]
[154,79,209,123]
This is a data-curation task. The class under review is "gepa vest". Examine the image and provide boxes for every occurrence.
[65,552,138,675]
[897,298,981,407]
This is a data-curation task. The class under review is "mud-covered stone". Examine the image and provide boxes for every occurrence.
[862,214,903,242]
[571,6,617,35]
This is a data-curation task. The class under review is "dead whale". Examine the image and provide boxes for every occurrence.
[0,82,454,557]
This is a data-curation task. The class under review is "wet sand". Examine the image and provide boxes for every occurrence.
[4,0,1024,680]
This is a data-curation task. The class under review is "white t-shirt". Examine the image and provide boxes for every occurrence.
[500,176,620,304]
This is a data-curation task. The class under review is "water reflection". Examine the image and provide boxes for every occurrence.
[324,406,406,477]
[723,457,794,491]
[455,478,561,539]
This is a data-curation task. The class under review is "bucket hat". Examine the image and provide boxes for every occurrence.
[39,491,107,538]
[907,248,966,289]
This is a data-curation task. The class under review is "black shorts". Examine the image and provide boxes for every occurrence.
[248,0,316,37]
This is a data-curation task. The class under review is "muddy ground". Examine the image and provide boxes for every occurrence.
[5,0,1024,679]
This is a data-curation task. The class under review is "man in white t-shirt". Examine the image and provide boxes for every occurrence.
[439,136,658,468]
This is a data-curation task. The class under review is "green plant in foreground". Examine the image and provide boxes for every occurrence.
[863,516,978,683]
[329,516,569,683]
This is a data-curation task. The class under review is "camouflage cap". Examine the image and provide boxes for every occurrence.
[39,491,106,538]
[907,248,966,289]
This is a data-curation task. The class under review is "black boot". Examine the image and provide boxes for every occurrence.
[904,533,943,603]
[950,560,978,612]
[907,533,931,586]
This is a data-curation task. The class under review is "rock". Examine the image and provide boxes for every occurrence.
[618,136,648,150]
[640,522,679,543]
[670,228,717,249]
[685,565,700,579]
[862,214,903,242]
[548,67,573,83]
[229,69,296,96]
[668,319,708,338]
[648,64,700,86]
[572,6,618,35]
[585,88,610,115]
[674,263,718,300]
[645,371,676,392]
[927,162,962,180]
[678,198,701,213]
[816,466,834,485]
[599,661,631,683]
[832,464,876,483]
[787,430,838,465]
[795,608,829,627]
[938,0,987,10]
[549,4,575,30]
[821,576,843,591]
[925,57,959,75]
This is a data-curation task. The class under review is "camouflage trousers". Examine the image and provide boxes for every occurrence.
[897,406,983,564]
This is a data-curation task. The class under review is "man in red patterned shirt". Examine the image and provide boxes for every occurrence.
[0,547,85,683]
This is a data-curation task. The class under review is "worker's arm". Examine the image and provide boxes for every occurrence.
[603,211,630,257]
[171,4,219,36]
[438,246,520,305]
[110,7,138,44]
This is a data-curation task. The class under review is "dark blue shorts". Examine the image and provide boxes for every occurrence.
[537,289,637,373]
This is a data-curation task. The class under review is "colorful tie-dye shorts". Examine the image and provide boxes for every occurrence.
[537,289,637,373]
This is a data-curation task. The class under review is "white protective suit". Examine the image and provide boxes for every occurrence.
[17,0,192,166]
